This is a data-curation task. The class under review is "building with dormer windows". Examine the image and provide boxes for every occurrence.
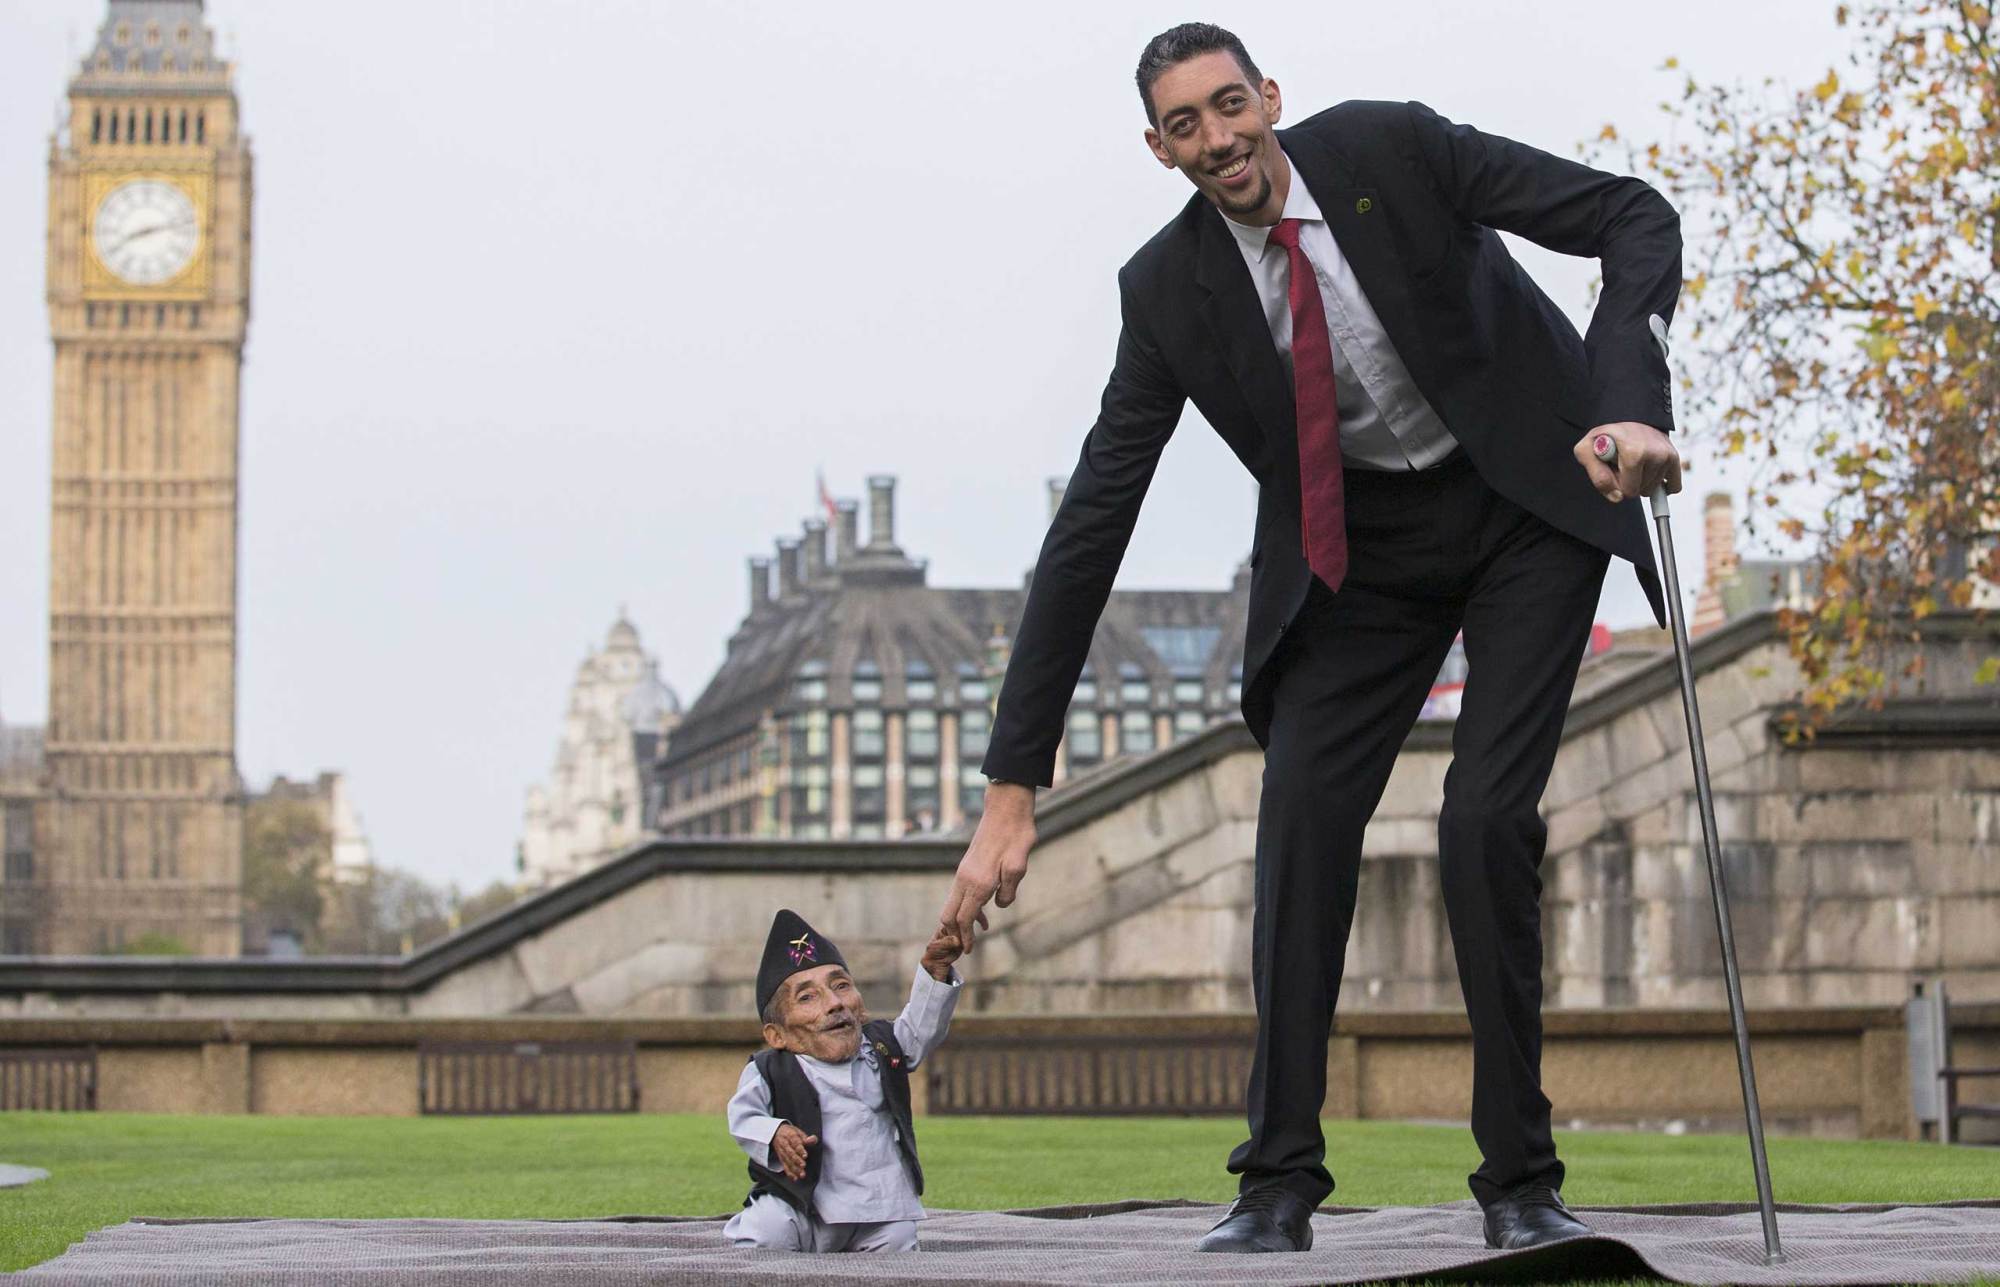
[655,476,1251,840]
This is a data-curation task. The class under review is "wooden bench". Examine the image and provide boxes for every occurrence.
[1909,980,2000,1144]
[0,1047,97,1111]
[417,1039,639,1115]
[925,1033,1250,1116]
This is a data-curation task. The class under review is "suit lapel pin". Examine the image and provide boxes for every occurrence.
[1355,197,1374,214]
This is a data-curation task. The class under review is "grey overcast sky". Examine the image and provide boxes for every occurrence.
[2,1,1853,890]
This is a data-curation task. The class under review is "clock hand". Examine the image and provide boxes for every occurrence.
[110,217,195,254]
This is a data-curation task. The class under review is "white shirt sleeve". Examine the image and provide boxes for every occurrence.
[890,964,963,1070]
[727,1060,786,1165]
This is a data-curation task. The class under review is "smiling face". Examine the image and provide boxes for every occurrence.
[762,962,868,1062]
[1143,50,1289,226]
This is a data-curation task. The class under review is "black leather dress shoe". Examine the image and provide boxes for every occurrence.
[1482,1182,1593,1249]
[1196,1187,1316,1252]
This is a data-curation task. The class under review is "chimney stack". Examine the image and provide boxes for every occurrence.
[802,518,828,583]
[747,556,770,613]
[834,499,860,563]
[1045,475,1068,525]
[775,538,801,599]
[1692,492,1737,637]
[866,475,898,551]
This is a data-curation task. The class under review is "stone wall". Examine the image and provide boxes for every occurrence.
[1,614,1994,1025]
[5,1007,1978,1139]
[967,625,2000,1016]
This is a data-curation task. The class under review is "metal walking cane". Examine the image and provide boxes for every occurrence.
[1594,314,1785,1266]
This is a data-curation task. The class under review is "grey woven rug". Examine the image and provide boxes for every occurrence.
[10,1199,2000,1284]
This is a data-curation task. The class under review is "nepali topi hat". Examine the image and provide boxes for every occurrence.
[756,908,847,1018]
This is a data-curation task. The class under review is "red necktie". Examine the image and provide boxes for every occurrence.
[1269,218,1347,591]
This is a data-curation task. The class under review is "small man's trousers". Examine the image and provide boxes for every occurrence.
[724,1193,919,1252]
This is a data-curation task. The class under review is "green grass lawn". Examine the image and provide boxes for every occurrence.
[1,1113,1996,1274]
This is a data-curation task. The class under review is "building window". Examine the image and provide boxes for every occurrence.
[958,706,990,757]
[853,763,886,822]
[91,109,103,142]
[905,660,936,703]
[1226,665,1244,705]
[1121,710,1155,754]
[906,708,939,757]
[785,713,830,786]
[1174,710,1207,739]
[1119,666,1152,706]
[852,659,883,704]
[906,763,940,829]
[1073,669,1098,705]
[960,765,987,817]
[2,805,30,882]
[852,708,885,758]
[1141,625,1223,676]
[790,762,830,826]
[1172,679,1205,706]
[0,924,27,955]
[1067,708,1102,761]
[955,661,988,704]
[794,658,829,704]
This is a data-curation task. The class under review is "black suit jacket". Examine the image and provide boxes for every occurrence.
[983,99,1682,788]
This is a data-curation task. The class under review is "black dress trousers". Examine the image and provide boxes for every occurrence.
[1226,451,1609,1208]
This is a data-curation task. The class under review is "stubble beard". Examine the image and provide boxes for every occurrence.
[1214,169,1273,220]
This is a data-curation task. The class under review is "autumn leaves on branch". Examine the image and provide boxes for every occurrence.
[1592,0,1999,723]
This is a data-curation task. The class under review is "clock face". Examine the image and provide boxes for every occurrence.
[93,179,200,286]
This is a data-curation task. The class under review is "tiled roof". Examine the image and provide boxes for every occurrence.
[73,1,230,92]
[663,568,1251,766]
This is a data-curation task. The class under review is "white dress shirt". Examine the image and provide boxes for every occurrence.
[728,965,962,1225]
[1221,149,1459,471]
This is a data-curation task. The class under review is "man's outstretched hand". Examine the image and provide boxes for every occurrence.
[940,781,1036,954]
[771,1122,817,1181]
[1574,421,1682,504]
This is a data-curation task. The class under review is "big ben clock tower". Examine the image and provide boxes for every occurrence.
[37,0,249,955]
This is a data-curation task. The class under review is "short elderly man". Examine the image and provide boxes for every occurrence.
[942,22,1682,1255]
[724,910,963,1253]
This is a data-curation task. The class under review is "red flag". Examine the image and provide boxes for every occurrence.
[816,469,838,521]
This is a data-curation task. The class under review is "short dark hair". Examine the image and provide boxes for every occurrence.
[1136,23,1263,125]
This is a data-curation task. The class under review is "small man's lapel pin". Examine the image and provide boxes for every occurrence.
[1355,197,1374,214]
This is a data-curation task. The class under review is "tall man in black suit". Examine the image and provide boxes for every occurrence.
[941,23,1683,1254]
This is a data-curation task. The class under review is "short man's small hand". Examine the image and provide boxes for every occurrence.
[922,925,964,982]
[771,1123,817,1181]
[1574,421,1682,504]
[940,782,1036,954]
